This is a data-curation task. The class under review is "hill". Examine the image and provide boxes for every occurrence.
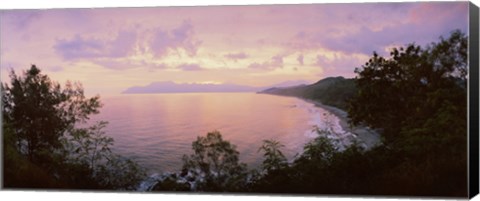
[258,76,356,110]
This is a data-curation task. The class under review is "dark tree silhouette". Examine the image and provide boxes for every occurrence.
[348,30,467,145]
[346,30,467,196]
[2,65,145,190]
[2,65,101,162]
[181,131,249,191]
[258,139,287,172]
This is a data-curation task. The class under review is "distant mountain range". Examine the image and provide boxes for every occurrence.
[123,77,356,110]
[122,80,311,94]
[123,81,259,93]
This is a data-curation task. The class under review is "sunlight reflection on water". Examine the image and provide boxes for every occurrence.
[90,93,343,174]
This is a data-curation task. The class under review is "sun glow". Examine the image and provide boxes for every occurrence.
[173,81,223,85]
[0,3,468,95]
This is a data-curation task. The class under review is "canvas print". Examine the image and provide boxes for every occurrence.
[1,1,477,198]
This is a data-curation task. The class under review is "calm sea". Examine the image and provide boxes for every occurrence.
[90,93,343,174]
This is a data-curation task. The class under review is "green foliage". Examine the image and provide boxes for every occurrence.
[64,121,113,171]
[3,126,69,188]
[345,29,468,196]
[152,174,191,191]
[2,65,101,162]
[63,121,146,190]
[260,77,357,110]
[2,65,65,160]
[251,127,371,194]
[2,65,145,190]
[250,127,465,196]
[428,30,468,80]
[181,131,249,192]
[299,134,336,163]
[304,77,357,109]
[258,139,288,172]
[95,155,147,190]
[348,30,467,144]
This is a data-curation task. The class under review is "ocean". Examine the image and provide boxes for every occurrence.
[89,92,346,174]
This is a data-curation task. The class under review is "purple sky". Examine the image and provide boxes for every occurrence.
[0,2,469,95]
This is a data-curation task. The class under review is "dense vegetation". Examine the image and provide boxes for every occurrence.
[347,30,468,196]
[2,66,146,190]
[259,76,356,110]
[2,30,468,197]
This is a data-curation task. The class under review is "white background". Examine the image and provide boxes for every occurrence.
[1,0,479,201]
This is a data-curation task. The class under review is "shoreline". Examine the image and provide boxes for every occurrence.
[300,98,381,149]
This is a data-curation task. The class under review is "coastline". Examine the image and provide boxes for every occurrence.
[300,98,381,149]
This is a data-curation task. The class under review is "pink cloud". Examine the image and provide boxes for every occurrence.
[54,20,202,62]
[54,35,105,59]
[49,66,64,72]
[283,2,468,56]
[1,10,42,30]
[95,59,168,71]
[150,20,201,58]
[224,52,248,62]
[1,2,470,94]
[177,63,204,71]
[316,54,364,78]
[54,30,136,60]
[248,55,284,70]
[408,2,467,25]
[297,54,304,66]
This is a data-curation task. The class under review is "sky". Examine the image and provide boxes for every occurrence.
[0,2,470,96]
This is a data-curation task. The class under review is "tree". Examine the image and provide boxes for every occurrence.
[94,154,147,190]
[62,120,146,190]
[348,30,467,145]
[2,65,101,162]
[346,30,468,196]
[63,121,113,172]
[2,65,146,190]
[181,131,248,191]
[258,139,287,173]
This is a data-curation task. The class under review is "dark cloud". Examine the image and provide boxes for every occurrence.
[248,55,284,70]
[150,20,202,58]
[224,52,248,61]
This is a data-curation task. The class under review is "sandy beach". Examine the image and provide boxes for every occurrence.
[302,98,381,149]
